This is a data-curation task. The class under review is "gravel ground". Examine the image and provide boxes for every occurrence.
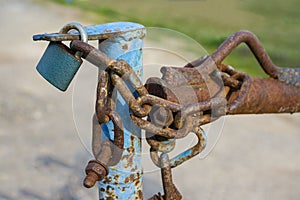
[0,0,299,199]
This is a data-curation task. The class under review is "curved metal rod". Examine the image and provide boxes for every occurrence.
[111,73,151,117]
[59,22,88,43]
[210,30,280,78]
[149,127,207,168]
[173,97,226,129]
[96,70,110,123]
[92,114,104,159]
[107,111,125,166]
[139,94,182,112]
[70,40,114,68]
[130,114,194,139]
[92,112,124,166]
[146,133,176,153]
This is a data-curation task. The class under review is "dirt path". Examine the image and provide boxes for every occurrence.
[0,0,98,199]
[0,0,299,199]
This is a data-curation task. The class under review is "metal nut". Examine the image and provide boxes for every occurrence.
[150,105,173,127]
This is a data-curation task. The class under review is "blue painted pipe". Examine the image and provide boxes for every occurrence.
[97,22,146,199]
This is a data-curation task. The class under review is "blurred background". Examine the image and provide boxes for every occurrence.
[0,0,299,199]
[49,0,300,75]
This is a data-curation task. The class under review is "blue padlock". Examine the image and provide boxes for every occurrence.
[36,22,88,91]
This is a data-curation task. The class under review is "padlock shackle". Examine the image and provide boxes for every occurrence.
[59,22,88,43]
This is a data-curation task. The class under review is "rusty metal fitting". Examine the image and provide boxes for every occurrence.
[149,105,173,127]
[84,160,109,188]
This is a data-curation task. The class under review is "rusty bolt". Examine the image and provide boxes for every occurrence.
[84,160,109,188]
[150,105,173,127]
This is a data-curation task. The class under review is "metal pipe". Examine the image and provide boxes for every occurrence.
[96,22,145,200]
[227,77,300,114]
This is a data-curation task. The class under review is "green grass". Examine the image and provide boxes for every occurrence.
[48,0,300,76]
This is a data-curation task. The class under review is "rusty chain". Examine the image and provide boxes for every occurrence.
[70,29,300,199]
[71,40,224,134]
[71,40,215,198]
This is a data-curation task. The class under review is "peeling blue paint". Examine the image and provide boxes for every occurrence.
[98,22,145,200]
